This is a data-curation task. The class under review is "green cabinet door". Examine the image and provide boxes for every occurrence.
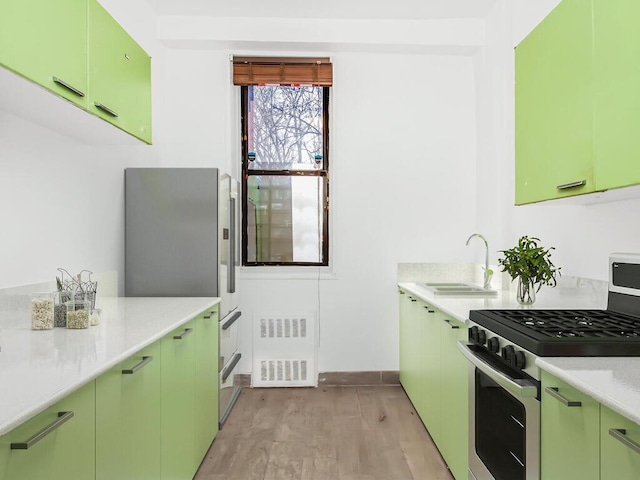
[0,381,95,480]
[515,0,595,205]
[439,316,468,480]
[593,0,640,191]
[601,406,640,480]
[161,319,197,479]
[88,0,152,143]
[95,341,161,480]
[0,0,88,107]
[399,292,423,410]
[420,304,442,446]
[194,307,220,462]
[540,371,600,480]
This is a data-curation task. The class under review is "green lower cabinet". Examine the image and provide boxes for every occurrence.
[399,292,424,412]
[0,0,88,108]
[601,406,640,479]
[541,371,600,480]
[96,341,162,480]
[439,316,468,480]
[420,305,442,446]
[161,319,197,479]
[0,381,95,480]
[194,307,220,462]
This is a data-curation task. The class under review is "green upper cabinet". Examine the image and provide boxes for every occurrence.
[88,0,152,144]
[515,0,595,205]
[540,370,600,480]
[95,341,161,480]
[601,405,640,480]
[0,381,95,480]
[0,0,88,108]
[194,307,220,462]
[593,0,640,191]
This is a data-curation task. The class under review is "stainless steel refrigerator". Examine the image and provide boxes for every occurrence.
[125,167,242,427]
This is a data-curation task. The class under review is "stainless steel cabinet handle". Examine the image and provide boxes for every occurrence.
[443,319,459,329]
[52,77,85,97]
[94,102,119,117]
[557,180,586,190]
[10,411,74,449]
[222,352,242,381]
[228,197,236,294]
[545,387,582,407]
[122,355,153,375]
[609,429,640,455]
[458,341,538,398]
[222,311,241,330]
[173,328,193,340]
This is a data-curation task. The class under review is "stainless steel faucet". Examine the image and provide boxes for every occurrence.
[466,233,492,290]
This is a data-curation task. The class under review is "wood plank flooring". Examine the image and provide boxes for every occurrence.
[195,386,454,480]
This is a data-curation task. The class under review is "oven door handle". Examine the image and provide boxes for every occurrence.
[457,341,538,398]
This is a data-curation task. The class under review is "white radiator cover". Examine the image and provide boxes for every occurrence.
[252,313,317,387]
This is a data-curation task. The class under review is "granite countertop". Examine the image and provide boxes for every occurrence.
[0,296,219,436]
[398,276,640,426]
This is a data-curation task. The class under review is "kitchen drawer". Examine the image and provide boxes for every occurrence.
[219,310,241,370]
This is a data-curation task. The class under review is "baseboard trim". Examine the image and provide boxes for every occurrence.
[236,371,400,387]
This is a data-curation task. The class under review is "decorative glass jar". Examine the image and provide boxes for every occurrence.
[65,300,91,329]
[30,292,54,330]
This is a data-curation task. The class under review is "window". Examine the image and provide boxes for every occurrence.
[241,85,329,266]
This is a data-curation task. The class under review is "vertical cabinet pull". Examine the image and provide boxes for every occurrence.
[609,429,640,455]
[545,387,582,407]
[173,328,193,340]
[556,180,586,190]
[122,355,153,374]
[52,77,85,97]
[10,412,75,449]
[94,102,119,117]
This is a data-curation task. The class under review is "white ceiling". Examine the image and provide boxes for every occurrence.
[144,0,498,20]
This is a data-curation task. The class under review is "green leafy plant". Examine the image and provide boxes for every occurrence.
[498,236,561,299]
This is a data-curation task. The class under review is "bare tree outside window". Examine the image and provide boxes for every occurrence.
[242,85,329,266]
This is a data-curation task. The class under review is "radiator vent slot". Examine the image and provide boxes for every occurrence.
[253,313,317,387]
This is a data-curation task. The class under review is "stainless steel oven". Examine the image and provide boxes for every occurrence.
[459,341,540,480]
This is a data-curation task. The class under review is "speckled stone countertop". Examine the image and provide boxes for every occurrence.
[0,297,219,436]
[398,267,640,426]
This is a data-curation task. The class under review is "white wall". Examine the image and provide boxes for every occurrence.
[475,0,640,282]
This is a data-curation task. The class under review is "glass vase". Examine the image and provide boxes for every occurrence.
[517,278,536,305]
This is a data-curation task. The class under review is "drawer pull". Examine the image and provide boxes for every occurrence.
[203,309,217,319]
[557,180,586,190]
[222,311,242,330]
[443,319,459,329]
[11,411,74,449]
[94,102,119,117]
[609,429,640,455]
[173,328,193,340]
[52,77,85,97]
[545,387,582,407]
[222,353,242,381]
[122,355,153,375]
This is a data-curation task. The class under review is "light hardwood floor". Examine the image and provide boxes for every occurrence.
[195,386,454,480]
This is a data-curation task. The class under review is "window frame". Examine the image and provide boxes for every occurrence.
[240,85,330,267]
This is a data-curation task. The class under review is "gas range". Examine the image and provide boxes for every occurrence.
[467,253,640,380]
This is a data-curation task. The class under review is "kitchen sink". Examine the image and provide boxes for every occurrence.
[421,282,498,296]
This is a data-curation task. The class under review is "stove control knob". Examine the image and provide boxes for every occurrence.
[487,337,500,353]
[501,345,515,363]
[477,330,487,345]
[469,326,479,343]
[514,350,526,369]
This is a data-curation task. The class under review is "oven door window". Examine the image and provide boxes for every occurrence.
[476,369,526,480]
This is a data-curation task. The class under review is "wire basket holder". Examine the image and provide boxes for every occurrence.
[56,268,98,309]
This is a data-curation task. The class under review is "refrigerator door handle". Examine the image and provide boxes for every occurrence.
[228,196,236,294]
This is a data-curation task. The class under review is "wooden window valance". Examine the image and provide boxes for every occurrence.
[232,56,332,86]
